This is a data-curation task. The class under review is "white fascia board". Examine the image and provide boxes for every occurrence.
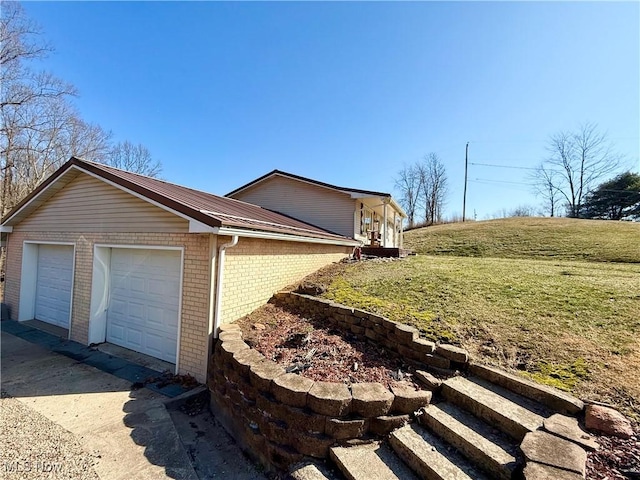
[349,192,386,200]
[350,193,406,218]
[213,227,360,247]
[389,198,407,218]
[0,226,13,232]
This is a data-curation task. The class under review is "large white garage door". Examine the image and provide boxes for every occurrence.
[106,248,181,363]
[35,244,74,328]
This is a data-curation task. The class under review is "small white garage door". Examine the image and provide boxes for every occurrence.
[106,248,181,363]
[35,244,74,328]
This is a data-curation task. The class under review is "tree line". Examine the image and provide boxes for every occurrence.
[395,153,448,228]
[1,2,161,217]
[531,122,638,220]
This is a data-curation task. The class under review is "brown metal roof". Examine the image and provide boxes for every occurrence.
[226,169,394,198]
[1,157,359,244]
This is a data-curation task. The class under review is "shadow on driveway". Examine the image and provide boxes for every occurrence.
[1,327,196,479]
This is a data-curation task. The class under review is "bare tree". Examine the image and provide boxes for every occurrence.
[509,204,537,217]
[1,2,159,216]
[106,140,161,177]
[417,153,448,225]
[536,123,621,218]
[395,164,421,228]
[529,163,561,217]
[1,2,77,214]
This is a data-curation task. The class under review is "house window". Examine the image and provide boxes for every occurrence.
[360,204,375,235]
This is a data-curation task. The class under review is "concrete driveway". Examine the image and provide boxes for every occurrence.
[0,329,264,480]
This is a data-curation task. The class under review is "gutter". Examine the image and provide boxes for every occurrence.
[211,235,239,341]
[212,226,359,247]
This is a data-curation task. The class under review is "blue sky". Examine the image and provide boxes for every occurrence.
[23,1,640,220]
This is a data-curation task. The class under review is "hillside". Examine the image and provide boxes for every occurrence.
[403,217,640,263]
[300,216,640,418]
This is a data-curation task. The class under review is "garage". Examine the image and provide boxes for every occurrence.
[106,248,182,364]
[34,244,74,328]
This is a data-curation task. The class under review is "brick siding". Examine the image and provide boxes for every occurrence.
[4,232,351,382]
[4,231,211,381]
[220,236,351,324]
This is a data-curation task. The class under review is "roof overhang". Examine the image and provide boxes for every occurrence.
[212,227,361,246]
[1,158,361,247]
[352,194,407,218]
[227,169,404,212]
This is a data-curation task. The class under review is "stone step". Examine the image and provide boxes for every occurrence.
[442,376,547,441]
[329,442,418,480]
[389,424,490,480]
[419,402,519,480]
[469,363,584,414]
[290,460,341,480]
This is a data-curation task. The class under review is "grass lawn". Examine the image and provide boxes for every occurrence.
[405,216,640,263]
[309,218,640,418]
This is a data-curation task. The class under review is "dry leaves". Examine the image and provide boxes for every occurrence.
[236,304,418,389]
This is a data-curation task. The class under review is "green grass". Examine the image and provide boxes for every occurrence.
[404,217,640,263]
[311,218,640,417]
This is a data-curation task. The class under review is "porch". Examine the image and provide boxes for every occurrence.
[356,198,405,248]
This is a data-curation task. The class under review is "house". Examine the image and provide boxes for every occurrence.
[226,170,407,249]
[0,158,358,382]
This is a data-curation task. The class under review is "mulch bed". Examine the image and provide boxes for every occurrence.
[587,424,640,480]
[235,303,639,479]
[236,304,420,389]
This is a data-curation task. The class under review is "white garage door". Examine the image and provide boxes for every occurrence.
[35,244,74,328]
[107,248,181,363]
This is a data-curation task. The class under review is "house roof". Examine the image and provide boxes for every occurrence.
[1,157,360,245]
[226,169,407,217]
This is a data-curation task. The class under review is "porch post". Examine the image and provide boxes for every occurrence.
[393,211,397,247]
[382,201,388,248]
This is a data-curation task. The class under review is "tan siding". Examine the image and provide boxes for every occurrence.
[14,173,189,233]
[4,231,211,382]
[221,236,350,323]
[231,176,356,238]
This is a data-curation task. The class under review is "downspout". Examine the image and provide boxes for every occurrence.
[212,235,239,341]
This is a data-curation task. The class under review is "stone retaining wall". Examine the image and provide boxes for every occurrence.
[207,292,470,472]
[270,292,470,371]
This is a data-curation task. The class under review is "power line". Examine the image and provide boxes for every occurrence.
[470,162,539,171]
[468,181,531,193]
[473,177,533,186]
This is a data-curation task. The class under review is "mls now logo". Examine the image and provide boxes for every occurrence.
[3,461,63,473]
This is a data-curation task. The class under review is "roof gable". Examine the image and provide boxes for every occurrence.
[226,169,393,198]
[226,169,407,217]
[13,171,189,233]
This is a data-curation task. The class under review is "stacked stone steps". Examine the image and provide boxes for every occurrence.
[441,376,550,442]
[389,424,491,480]
[468,364,584,415]
[329,442,418,480]
[295,366,588,480]
[418,402,518,480]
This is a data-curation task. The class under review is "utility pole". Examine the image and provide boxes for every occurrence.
[462,142,469,222]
